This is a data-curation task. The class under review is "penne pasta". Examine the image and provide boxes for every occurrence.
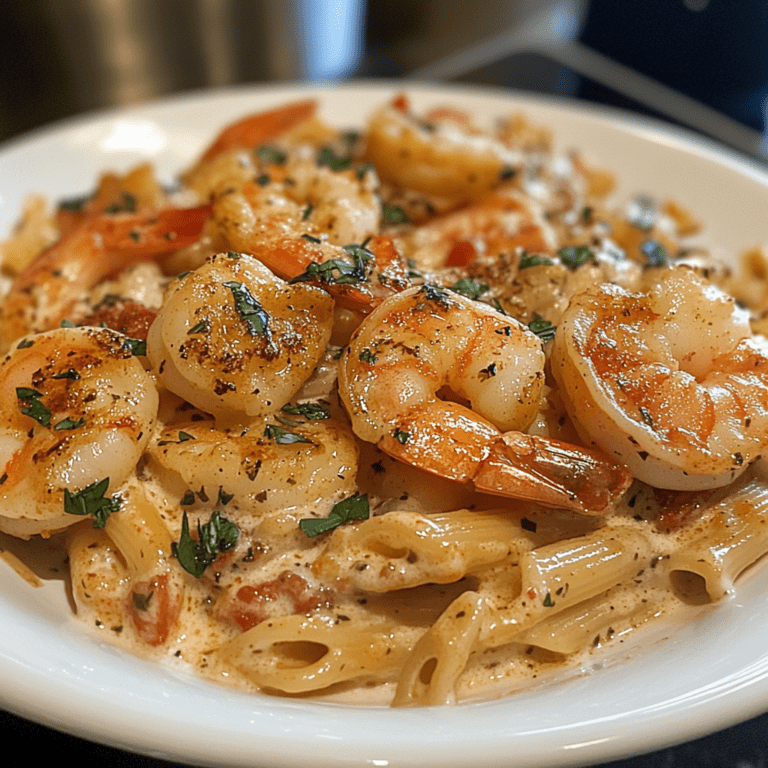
[218,614,415,694]
[2,93,768,708]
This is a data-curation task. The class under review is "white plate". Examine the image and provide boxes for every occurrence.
[1,82,768,768]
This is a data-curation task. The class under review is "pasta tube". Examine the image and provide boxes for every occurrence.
[313,509,528,592]
[667,478,768,601]
[218,614,414,693]
[482,527,650,647]
[392,591,486,707]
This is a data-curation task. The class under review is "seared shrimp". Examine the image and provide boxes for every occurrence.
[147,252,334,424]
[552,268,768,490]
[0,205,211,350]
[0,327,158,538]
[339,285,631,514]
[399,189,556,270]
[149,416,358,516]
[213,153,380,250]
[365,97,521,202]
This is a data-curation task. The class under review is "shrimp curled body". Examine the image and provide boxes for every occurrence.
[552,268,768,490]
[339,285,631,513]
[0,327,158,537]
[147,252,334,424]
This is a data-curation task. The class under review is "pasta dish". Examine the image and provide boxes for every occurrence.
[1,94,767,706]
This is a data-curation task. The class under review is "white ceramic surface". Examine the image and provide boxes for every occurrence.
[1,82,768,768]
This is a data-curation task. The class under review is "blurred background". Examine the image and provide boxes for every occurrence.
[1,0,767,160]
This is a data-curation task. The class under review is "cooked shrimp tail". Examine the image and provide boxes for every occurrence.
[474,432,633,514]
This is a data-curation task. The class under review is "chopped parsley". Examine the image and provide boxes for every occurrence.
[528,315,556,342]
[16,388,51,427]
[58,193,92,213]
[317,146,351,171]
[450,278,489,300]
[558,245,596,271]
[291,245,372,286]
[299,494,369,538]
[359,348,377,364]
[63,477,122,528]
[356,162,375,180]
[263,424,313,444]
[123,337,147,356]
[103,192,137,215]
[419,283,451,308]
[54,417,86,431]
[51,368,80,380]
[393,428,410,444]
[519,252,554,269]
[217,487,234,506]
[223,281,271,336]
[256,145,288,165]
[281,402,330,420]
[172,511,239,578]
[381,203,410,226]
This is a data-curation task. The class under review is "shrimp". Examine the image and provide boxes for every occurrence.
[365,96,522,202]
[397,189,556,271]
[339,285,631,514]
[0,204,211,350]
[551,267,768,490]
[148,417,359,516]
[147,252,334,425]
[213,154,380,250]
[195,99,317,166]
[0,327,158,538]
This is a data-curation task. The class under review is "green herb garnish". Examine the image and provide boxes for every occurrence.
[558,245,596,271]
[172,511,239,578]
[54,417,86,431]
[291,245,372,286]
[450,278,489,300]
[16,388,51,427]
[104,192,137,215]
[256,145,288,165]
[123,337,147,356]
[63,477,122,528]
[223,281,271,336]
[640,239,670,267]
[528,316,556,342]
[381,203,410,225]
[519,252,554,269]
[420,283,451,308]
[317,146,351,171]
[299,494,370,538]
[393,428,410,444]
[263,424,313,444]
[281,402,330,420]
